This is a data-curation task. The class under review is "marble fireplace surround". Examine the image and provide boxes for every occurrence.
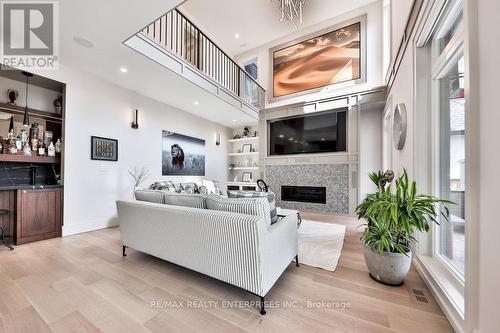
[265,164,349,214]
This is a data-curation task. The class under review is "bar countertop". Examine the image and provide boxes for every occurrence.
[0,184,64,191]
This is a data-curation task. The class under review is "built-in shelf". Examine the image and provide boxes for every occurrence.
[228,152,259,157]
[227,181,257,186]
[229,167,259,170]
[0,102,63,123]
[228,136,259,143]
[0,154,61,164]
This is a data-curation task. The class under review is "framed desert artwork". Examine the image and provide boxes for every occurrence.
[270,16,365,101]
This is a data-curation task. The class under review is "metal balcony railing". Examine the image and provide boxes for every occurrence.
[140,9,265,110]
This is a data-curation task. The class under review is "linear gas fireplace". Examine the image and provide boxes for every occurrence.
[281,186,327,204]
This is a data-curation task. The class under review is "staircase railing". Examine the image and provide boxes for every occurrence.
[140,9,265,110]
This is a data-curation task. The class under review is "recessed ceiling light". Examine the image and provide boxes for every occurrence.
[232,119,237,122]
[234,33,240,39]
[120,67,128,73]
[194,101,199,105]
[321,138,325,141]
[73,36,95,48]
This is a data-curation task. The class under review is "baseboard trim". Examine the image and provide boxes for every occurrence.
[413,255,465,333]
[62,218,118,237]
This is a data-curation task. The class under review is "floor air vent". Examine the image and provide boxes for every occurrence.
[412,289,428,303]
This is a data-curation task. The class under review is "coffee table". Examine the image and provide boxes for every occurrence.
[277,207,302,228]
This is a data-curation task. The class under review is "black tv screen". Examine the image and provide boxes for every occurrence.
[269,109,347,155]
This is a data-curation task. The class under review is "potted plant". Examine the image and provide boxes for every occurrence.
[53,96,63,114]
[356,169,453,286]
[128,166,151,199]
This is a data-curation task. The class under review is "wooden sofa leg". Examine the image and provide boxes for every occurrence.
[122,245,127,257]
[260,296,266,315]
[295,254,299,267]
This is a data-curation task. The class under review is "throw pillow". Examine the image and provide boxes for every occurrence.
[202,180,224,195]
[227,190,278,224]
[206,193,271,228]
[164,192,207,209]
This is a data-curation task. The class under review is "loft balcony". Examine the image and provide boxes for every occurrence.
[124,9,265,115]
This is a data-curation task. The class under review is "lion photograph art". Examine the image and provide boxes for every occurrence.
[162,131,205,176]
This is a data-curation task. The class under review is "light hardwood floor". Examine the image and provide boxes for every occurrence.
[0,213,453,333]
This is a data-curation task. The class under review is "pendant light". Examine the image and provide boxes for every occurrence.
[8,115,14,134]
[21,71,33,127]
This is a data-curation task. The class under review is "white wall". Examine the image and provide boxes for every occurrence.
[474,0,500,331]
[235,1,384,109]
[359,103,383,199]
[29,65,231,236]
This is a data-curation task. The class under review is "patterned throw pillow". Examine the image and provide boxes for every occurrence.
[227,190,278,224]
[149,181,177,192]
[180,182,197,194]
[198,185,208,194]
[202,180,224,195]
[206,193,271,228]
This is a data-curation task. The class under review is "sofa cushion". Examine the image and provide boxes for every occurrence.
[135,189,165,204]
[180,182,198,194]
[164,192,206,209]
[227,190,278,225]
[206,193,271,228]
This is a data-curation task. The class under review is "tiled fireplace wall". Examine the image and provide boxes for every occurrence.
[265,164,350,214]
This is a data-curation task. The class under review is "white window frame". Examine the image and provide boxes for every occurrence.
[430,14,466,286]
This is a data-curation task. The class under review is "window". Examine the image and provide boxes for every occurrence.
[437,55,465,275]
[431,3,465,278]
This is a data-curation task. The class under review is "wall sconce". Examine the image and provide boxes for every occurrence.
[215,132,221,146]
[131,109,139,129]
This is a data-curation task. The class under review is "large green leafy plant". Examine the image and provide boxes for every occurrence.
[356,169,453,254]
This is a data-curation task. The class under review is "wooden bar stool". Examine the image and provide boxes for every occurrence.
[0,209,14,250]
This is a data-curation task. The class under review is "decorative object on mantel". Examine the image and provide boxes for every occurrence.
[392,103,407,150]
[228,163,235,170]
[242,172,252,182]
[53,96,63,114]
[232,134,241,140]
[90,136,118,161]
[243,127,250,137]
[356,169,454,286]
[21,71,33,127]
[131,109,139,129]
[129,166,150,198]
[7,89,18,105]
[253,131,258,137]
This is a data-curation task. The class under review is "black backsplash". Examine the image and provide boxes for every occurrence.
[0,162,59,187]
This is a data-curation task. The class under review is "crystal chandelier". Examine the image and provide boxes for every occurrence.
[277,0,306,29]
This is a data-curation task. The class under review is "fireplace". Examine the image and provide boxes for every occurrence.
[281,186,326,204]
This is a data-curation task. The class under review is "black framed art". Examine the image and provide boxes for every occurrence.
[91,136,118,161]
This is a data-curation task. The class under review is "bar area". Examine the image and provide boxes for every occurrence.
[0,67,65,247]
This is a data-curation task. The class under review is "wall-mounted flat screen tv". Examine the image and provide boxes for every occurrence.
[269,109,347,155]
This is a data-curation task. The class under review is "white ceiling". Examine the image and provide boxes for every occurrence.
[180,0,378,56]
[56,0,258,128]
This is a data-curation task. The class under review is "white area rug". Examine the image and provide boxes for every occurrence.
[298,220,346,272]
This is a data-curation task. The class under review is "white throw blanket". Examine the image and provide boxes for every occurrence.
[298,220,346,271]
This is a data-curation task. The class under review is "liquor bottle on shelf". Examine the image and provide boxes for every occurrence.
[55,138,61,154]
[38,142,45,156]
[0,137,3,154]
[47,142,55,157]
